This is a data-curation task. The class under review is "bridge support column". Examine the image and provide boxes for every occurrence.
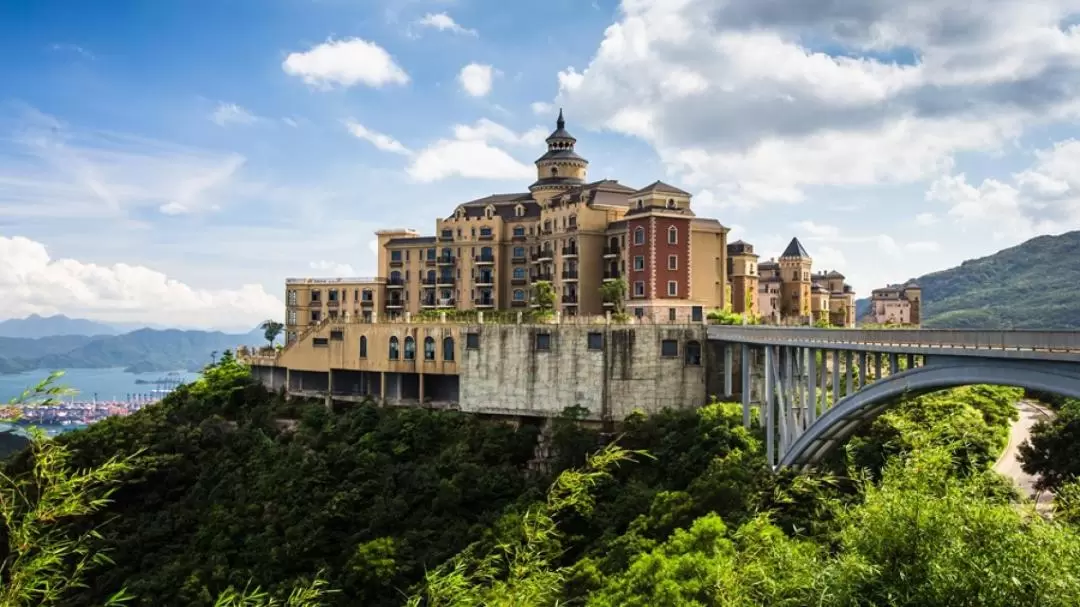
[740,344,750,428]
[874,352,883,380]
[831,350,841,406]
[326,369,334,411]
[858,351,868,388]
[724,345,734,398]
[379,371,386,405]
[889,353,900,375]
[807,348,817,426]
[845,350,854,397]
[764,346,775,468]
[906,353,915,370]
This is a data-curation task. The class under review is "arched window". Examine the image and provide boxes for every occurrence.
[443,336,455,361]
[634,226,645,245]
[389,336,399,360]
[513,289,526,301]
[390,270,402,283]
[685,341,702,366]
[667,198,676,209]
[480,246,493,258]
[513,267,526,279]
[668,226,678,244]
[404,336,416,360]
[424,336,435,361]
[359,336,367,358]
[550,166,559,176]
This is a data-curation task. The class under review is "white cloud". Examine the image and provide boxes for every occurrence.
[2,107,247,217]
[459,63,495,97]
[407,119,539,182]
[415,12,477,36]
[0,235,281,331]
[309,260,358,276]
[282,38,409,89]
[914,212,938,226]
[49,43,94,60]
[556,0,1080,206]
[210,102,258,127]
[282,117,299,128]
[344,120,412,155]
[793,220,840,239]
[531,101,554,116]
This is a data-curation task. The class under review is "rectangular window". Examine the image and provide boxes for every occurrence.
[691,306,703,322]
[634,256,644,271]
[668,281,678,296]
[311,310,321,322]
[513,226,525,236]
[668,308,677,321]
[310,290,321,302]
[668,255,678,270]
[313,337,329,347]
[330,330,344,341]
[328,289,338,301]
[634,307,645,318]
[287,310,297,325]
[391,250,402,261]
[535,333,551,351]
[634,281,645,297]
[661,339,678,357]
[634,228,645,245]
[587,332,603,350]
[668,228,678,244]
[466,332,480,350]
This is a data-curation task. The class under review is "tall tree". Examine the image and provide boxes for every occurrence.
[260,320,285,347]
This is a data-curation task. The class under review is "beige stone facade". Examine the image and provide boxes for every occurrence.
[733,237,856,327]
[867,283,922,326]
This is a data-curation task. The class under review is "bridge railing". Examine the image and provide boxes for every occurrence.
[707,326,1080,352]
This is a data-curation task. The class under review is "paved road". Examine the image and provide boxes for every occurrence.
[993,400,1054,510]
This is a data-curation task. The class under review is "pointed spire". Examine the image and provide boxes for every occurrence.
[557,108,565,129]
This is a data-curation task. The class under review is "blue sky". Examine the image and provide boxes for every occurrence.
[2,0,1080,330]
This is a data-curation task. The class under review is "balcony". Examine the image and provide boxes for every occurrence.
[510,299,529,308]
[424,257,437,266]
[475,255,495,265]
[562,294,579,304]
[476,275,495,287]
[478,232,494,241]
[386,300,404,309]
[474,299,496,308]
[386,279,405,289]
[327,299,340,308]
[603,246,620,258]
[602,300,615,307]
[541,226,553,235]
[511,252,528,264]
[603,271,621,281]
[438,233,454,242]
[511,232,527,242]
[511,276,528,286]
[562,270,579,281]
[562,247,578,257]
[422,277,438,286]
[421,298,437,308]
[437,298,456,308]
[534,249,554,262]
[360,299,374,307]
[534,272,553,282]
[566,222,578,232]
[437,256,456,266]
[308,300,323,307]
[389,259,404,267]
[436,276,456,287]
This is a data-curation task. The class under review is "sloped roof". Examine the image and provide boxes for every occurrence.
[780,237,811,259]
[630,180,692,197]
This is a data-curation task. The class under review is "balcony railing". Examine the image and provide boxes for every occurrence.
[562,270,579,280]
[511,232,527,241]
[424,257,437,266]
[438,233,454,242]
[534,249,554,261]
[603,271,621,280]
[437,256,456,265]
[386,300,404,308]
[308,300,322,307]
[562,247,578,257]
[389,259,404,267]
[511,276,528,285]
[534,273,553,282]
[511,253,528,263]
[327,300,340,307]
[562,294,579,304]
[478,232,494,241]
[510,299,529,307]
[476,275,495,286]
[474,299,496,307]
[475,255,496,265]
[566,222,578,232]
[421,299,437,307]
[386,279,405,288]
[436,277,456,286]
[603,246,620,257]
[360,299,374,307]
[422,278,438,286]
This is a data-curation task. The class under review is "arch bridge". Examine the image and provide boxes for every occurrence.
[707,326,1080,469]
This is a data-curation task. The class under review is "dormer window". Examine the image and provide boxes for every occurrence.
[667,199,677,209]
[484,205,494,219]
[515,204,525,217]
[455,207,465,219]
[636,200,644,210]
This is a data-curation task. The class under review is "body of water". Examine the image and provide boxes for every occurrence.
[0,367,201,404]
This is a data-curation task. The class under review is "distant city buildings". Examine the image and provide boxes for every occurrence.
[868,283,923,326]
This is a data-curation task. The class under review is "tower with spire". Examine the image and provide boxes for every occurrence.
[530,109,589,202]
[778,237,813,319]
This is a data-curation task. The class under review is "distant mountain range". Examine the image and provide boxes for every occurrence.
[0,315,266,375]
[857,230,1080,330]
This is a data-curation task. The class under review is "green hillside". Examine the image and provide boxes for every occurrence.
[861,231,1080,329]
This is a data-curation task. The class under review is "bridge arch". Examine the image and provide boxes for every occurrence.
[780,358,1080,468]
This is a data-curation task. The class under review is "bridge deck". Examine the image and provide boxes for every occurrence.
[707,326,1080,362]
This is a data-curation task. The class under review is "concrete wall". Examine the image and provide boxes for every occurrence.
[458,324,709,422]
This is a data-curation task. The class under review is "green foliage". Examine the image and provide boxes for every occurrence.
[1020,398,1080,491]
[599,279,627,315]
[706,307,758,325]
[260,320,285,346]
[532,281,555,313]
